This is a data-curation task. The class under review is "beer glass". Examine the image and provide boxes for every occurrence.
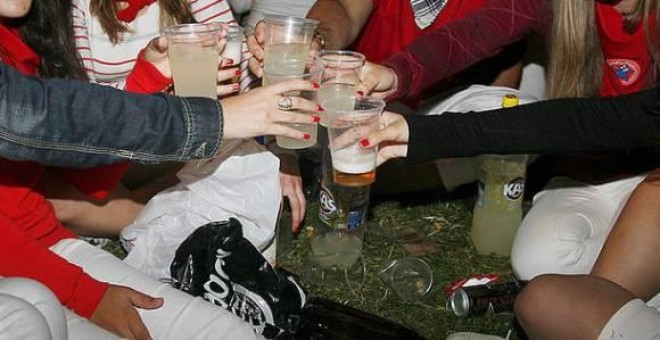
[262,15,318,76]
[324,97,385,187]
[379,257,433,301]
[222,25,245,83]
[263,61,321,149]
[163,23,221,99]
[315,50,365,126]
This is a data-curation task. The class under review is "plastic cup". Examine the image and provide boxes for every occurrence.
[262,15,318,76]
[379,257,433,301]
[222,25,244,82]
[315,50,365,126]
[163,23,221,99]
[323,97,385,187]
[263,61,321,149]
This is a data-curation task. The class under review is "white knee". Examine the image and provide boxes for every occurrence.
[0,278,67,340]
[512,212,602,280]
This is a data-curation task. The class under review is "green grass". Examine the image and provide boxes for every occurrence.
[278,186,521,340]
[104,183,523,339]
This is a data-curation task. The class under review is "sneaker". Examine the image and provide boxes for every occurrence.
[446,331,511,340]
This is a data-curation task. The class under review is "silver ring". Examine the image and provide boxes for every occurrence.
[277,96,294,111]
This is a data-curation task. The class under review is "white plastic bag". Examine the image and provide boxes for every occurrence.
[121,139,281,280]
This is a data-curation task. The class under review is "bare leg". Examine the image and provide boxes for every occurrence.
[39,163,183,237]
[515,274,632,340]
[591,168,660,300]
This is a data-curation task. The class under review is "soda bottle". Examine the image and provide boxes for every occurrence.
[470,94,528,257]
[314,131,370,269]
[291,297,426,339]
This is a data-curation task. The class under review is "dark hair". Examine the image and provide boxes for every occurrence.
[20,0,88,80]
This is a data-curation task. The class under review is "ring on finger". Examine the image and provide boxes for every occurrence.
[277,96,294,111]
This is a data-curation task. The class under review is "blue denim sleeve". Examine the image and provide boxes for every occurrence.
[0,63,223,167]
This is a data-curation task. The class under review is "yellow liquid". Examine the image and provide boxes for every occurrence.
[263,42,309,76]
[169,43,218,99]
[317,83,356,126]
[310,232,363,269]
[470,158,526,257]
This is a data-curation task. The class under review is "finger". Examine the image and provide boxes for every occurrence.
[272,110,318,125]
[127,308,152,340]
[377,144,408,166]
[266,123,315,141]
[248,57,263,78]
[254,21,265,44]
[295,190,306,233]
[217,83,239,96]
[278,96,318,113]
[246,34,263,60]
[356,74,378,97]
[217,67,239,82]
[151,36,168,53]
[130,290,164,310]
[289,186,306,232]
[266,79,317,95]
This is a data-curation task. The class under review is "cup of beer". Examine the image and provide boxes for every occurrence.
[263,61,322,149]
[262,15,319,76]
[323,97,386,187]
[315,50,365,126]
[163,23,221,99]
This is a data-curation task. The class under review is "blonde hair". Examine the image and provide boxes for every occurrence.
[90,0,195,43]
[546,0,660,99]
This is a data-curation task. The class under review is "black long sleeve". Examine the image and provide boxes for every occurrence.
[405,88,660,164]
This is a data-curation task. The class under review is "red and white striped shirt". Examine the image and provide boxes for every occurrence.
[72,0,253,92]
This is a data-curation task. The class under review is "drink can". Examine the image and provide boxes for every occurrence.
[448,280,527,317]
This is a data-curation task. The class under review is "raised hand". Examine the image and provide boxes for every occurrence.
[358,111,409,166]
[356,61,398,100]
[221,79,321,140]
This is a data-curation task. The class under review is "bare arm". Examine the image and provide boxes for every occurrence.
[306,0,373,50]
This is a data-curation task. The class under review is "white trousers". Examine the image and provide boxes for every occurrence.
[0,239,261,340]
[511,175,646,280]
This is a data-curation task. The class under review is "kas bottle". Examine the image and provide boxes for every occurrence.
[470,94,528,257]
[315,131,370,269]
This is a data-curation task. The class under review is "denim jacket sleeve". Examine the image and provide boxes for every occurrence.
[0,63,224,167]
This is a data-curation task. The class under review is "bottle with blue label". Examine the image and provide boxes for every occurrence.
[313,138,370,270]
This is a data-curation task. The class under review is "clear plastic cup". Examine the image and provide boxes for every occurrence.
[315,50,365,126]
[262,15,318,76]
[163,23,221,99]
[379,257,433,300]
[324,97,385,187]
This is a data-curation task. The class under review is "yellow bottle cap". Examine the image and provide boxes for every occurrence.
[501,94,520,108]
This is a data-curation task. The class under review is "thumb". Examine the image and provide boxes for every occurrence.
[130,290,164,310]
[356,73,378,97]
[151,36,168,53]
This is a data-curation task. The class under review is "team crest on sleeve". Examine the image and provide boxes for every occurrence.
[607,59,640,86]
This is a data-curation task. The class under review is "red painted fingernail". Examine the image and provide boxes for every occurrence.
[313,82,320,90]
[359,138,370,147]
[235,69,242,76]
[225,58,234,65]
[316,105,324,112]
[356,90,364,97]
[303,133,311,140]
[313,115,321,123]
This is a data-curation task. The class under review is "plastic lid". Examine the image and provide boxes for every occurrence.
[501,94,520,108]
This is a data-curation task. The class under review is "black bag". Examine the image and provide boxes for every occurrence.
[170,218,306,339]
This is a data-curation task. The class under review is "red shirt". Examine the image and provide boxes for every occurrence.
[354,0,525,107]
[0,24,170,318]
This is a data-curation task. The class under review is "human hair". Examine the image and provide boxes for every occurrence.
[547,0,660,99]
[90,0,195,44]
[20,0,88,80]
